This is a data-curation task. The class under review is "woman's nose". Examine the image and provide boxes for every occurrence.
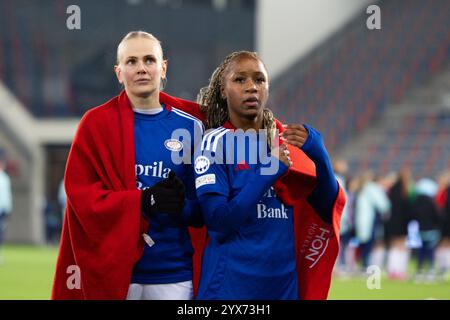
[245,82,257,92]
[136,60,147,73]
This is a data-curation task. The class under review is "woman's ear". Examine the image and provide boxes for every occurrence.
[161,59,168,79]
[220,84,226,100]
[114,65,122,84]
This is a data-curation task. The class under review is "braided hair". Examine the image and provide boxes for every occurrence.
[197,51,276,148]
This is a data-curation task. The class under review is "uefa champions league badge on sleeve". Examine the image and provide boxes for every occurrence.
[195,156,210,174]
[164,139,183,152]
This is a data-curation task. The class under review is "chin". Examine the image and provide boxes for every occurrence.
[241,113,259,122]
[133,87,156,98]
[242,108,261,119]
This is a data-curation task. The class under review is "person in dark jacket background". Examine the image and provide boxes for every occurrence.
[386,167,414,280]
[411,178,441,280]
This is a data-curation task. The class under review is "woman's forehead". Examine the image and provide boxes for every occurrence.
[226,57,268,76]
[118,38,163,60]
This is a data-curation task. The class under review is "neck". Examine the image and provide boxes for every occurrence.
[127,91,161,110]
[229,114,263,131]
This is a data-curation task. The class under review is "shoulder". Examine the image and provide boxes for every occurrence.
[79,94,126,129]
[200,127,231,154]
[170,107,205,133]
[73,95,122,142]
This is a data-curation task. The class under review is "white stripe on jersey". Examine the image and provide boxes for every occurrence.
[205,127,227,151]
[211,129,228,153]
[202,127,225,151]
[171,107,205,133]
[202,127,229,153]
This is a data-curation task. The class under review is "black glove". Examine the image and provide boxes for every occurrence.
[141,171,186,217]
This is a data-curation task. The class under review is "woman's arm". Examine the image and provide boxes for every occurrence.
[198,161,288,237]
[282,124,338,224]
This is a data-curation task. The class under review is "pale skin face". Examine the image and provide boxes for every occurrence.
[114,37,167,109]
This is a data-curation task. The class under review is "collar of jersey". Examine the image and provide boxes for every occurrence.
[133,103,170,121]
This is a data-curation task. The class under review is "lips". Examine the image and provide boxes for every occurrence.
[135,79,151,84]
[243,97,259,107]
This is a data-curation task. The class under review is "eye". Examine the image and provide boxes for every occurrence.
[126,58,136,65]
[256,77,266,84]
[145,57,155,64]
[234,77,245,83]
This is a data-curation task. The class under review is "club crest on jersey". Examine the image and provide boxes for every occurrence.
[164,139,183,152]
[195,156,210,174]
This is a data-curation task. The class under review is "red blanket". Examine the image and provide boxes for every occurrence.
[52,91,344,300]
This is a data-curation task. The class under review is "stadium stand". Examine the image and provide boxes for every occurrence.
[269,0,450,178]
[0,0,256,117]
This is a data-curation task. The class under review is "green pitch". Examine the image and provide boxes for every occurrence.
[0,245,449,300]
[0,245,58,299]
[329,274,450,300]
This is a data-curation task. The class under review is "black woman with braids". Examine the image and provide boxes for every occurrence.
[193,51,346,299]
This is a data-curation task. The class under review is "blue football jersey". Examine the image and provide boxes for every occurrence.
[131,105,203,284]
[194,127,298,299]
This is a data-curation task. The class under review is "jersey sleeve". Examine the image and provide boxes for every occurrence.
[194,128,230,197]
[300,124,339,224]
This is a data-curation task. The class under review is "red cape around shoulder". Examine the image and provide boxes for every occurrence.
[52,92,143,299]
[52,92,206,300]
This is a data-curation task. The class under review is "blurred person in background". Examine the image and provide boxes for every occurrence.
[354,171,391,270]
[371,173,397,271]
[43,199,60,245]
[343,176,361,275]
[333,159,353,276]
[386,167,414,280]
[0,150,12,265]
[57,178,66,223]
[435,171,450,280]
[411,178,441,281]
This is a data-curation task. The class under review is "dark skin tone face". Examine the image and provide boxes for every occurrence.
[221,57,269,131]
[220,56,293,167]
[221,56,310,150]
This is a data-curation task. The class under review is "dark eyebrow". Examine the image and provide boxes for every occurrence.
[234,71,266,76]
[125,54,156,60]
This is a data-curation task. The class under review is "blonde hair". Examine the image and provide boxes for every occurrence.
[197,51,276,148]
[116,31,163,64]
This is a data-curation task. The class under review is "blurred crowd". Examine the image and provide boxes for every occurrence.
[333,160,450,283]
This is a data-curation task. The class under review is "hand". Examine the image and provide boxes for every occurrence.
[282,124,337,225]
[271,143,293,168]
[141,171,186,217]
[280,124,309,149]
[283,124,329,163]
